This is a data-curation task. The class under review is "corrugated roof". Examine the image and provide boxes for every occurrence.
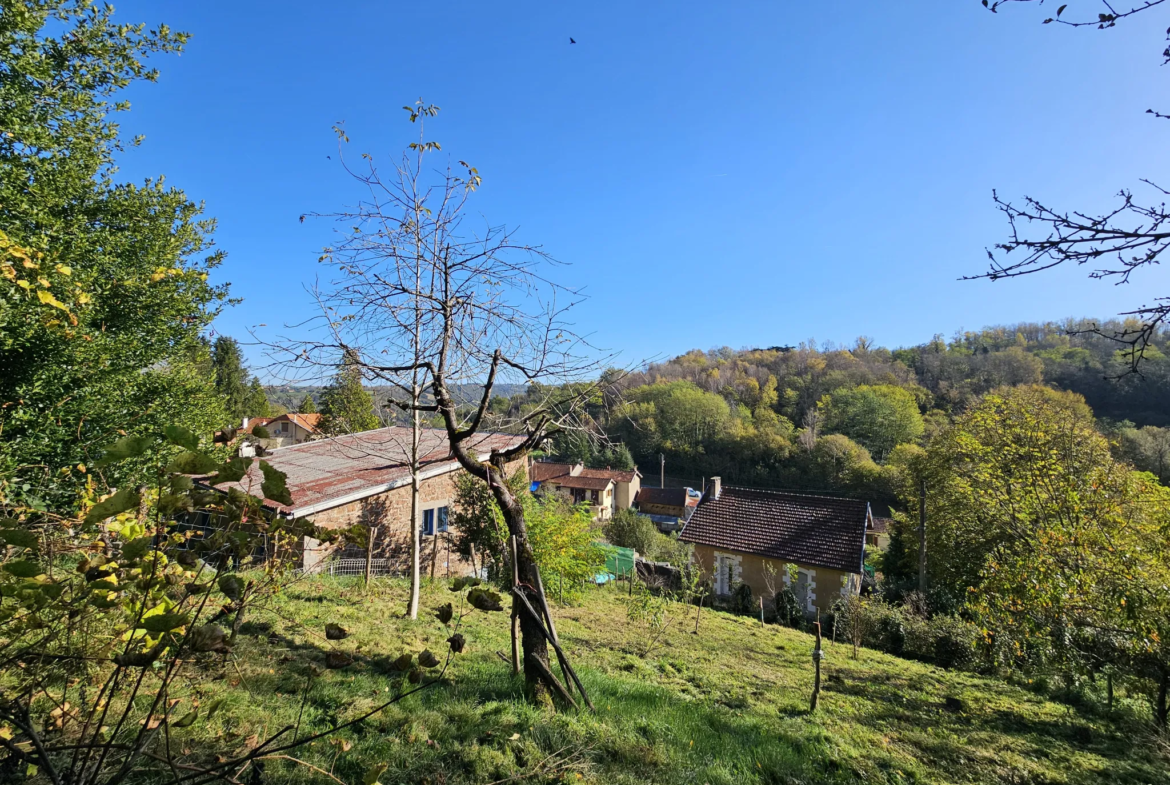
[679,486,869,574]
[210,427,524,514]
[636,487,689,508]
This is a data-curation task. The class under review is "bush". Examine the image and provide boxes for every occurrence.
[775,587,804,628]
[604,508,693,566]
[731,582,754,615]
[832,597,982,670]
[604,508,661,555]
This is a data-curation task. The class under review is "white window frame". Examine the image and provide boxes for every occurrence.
[421,501,451,537]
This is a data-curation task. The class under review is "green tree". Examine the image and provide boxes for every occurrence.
[298,393,318,414]
[452,469,603,591]
[244,376,271,418]
[819,384,924,461]
[212,336,250,421]
[613,381,732,457]
[0,3,227,507]
[319,349,379,435]
[1116,424,1170,486]
[925,385,1170,724]
[603,508,661,556]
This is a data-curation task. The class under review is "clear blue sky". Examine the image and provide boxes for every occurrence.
[111,0,1170,372]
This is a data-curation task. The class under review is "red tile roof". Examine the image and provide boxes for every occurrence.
[680,486,869,574]
[529,461,639,484]
[578,466,640,483]
[269,412,322,432]
[210,427,525,514]
[529,462,576,482]
[552,475,614,491]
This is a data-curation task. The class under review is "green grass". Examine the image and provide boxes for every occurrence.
[163,576,1169,785]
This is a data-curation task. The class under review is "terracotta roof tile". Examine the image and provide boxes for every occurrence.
[529,462,577,482]
[209,427,524,514]
[578,466,640,483]
[551,475,613,491]
[679,486,869,574]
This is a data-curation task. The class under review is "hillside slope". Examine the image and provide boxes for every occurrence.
[177,578,1167,785]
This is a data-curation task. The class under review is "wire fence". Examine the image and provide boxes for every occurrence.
[310,556,399,578]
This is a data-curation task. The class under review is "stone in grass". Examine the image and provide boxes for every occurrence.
[325,623,348,640]
[944,696,966,713]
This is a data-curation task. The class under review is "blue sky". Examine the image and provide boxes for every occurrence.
[111,0,1170,373]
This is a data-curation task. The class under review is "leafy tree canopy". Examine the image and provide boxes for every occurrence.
[0,2,228,507]
[319,349,379,435]
[819,384,924,461]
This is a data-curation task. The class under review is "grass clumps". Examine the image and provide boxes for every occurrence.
[162,575,1168,784]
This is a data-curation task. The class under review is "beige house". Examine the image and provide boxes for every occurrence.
[210,426,525,573]
[263,413,322,446]
[680,478,870,617]
[529,461,641,521]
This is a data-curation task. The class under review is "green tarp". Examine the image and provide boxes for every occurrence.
[598,544,636,583]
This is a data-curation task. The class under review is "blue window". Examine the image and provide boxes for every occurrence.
[423,506,449,536]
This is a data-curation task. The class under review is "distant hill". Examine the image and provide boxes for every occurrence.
[265,383,527,414]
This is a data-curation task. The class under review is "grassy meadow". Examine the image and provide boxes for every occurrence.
[159,576,1169,785]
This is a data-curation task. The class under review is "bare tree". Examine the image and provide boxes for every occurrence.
[977,0,1170,369]
[270,101,611,702]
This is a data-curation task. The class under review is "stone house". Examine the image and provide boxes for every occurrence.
[680,478,871,617]
[211,426,525,573]
[529,461,641,521]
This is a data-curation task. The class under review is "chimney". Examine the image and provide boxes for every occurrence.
[707,476,722,501]
[242,416,250,430]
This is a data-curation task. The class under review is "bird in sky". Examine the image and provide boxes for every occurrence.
[570,37,576,44]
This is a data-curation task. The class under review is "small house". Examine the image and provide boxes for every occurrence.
[529,461,641,521]
[680,477,870,617]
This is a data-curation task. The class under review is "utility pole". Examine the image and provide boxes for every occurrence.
[917,476,927,594]
[659,453,665,488]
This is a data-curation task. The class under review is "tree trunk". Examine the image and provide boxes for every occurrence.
[1157,662,1168,729]
[407,402,421,619]
[492,466,552,700]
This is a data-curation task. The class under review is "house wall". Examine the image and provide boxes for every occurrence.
[615,475,640,509]
[544,482,614,520]
[639,501,686,518]
[691,544,859,616]
[269,420,314,444]
[301,458,523,574]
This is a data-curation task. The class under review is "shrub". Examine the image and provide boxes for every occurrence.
[604,508,661,555]
[603,508,693,566]
[731,582,754,615]
[831,596,982,670]
[775,587,804,628]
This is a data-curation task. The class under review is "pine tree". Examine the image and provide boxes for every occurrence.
[297,394,317,414]
[212,337,250,423]
[244,377,271,418]
[319,350,379,434]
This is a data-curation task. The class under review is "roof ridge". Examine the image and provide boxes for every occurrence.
[722,485,867,505]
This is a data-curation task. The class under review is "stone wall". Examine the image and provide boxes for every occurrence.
[302,459,523,576]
